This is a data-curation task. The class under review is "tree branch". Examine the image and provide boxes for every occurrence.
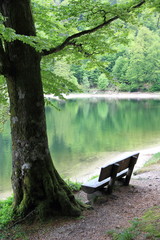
[41,0,146,57]
[41,16,118,56]
[132,0,145,9]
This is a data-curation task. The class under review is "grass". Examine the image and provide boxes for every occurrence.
[107,206,160,240]
[144,152,160,167]
[65,179,82,192]
[89,175,99,180]
[0,196,30,240]
[140,206,160,238]
[0,196,13,229]
[0,225,30,240]
[134,152,160,175]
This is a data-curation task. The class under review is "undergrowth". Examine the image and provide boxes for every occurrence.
[65,179,82,192]
[107,206,160,240]
[0,196,23,240]
[0,196,13,229]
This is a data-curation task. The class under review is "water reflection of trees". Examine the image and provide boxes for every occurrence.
[0,121,12,192]
[2,99,160,192]
[46,99,160,167]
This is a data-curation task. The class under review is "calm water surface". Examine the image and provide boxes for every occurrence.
[1,98,160,198]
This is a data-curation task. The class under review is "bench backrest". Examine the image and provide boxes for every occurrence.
[98,152,139,181]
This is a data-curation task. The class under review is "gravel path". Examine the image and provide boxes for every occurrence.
[25,165,160,240]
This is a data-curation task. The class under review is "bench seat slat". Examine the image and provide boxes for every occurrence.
[116,169,128,179]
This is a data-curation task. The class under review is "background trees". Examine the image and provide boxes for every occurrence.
[113,25,160,91]
[39,5,159,92]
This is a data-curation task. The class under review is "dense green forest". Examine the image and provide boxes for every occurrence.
[1,0,160,100]
[53,12,160,92]
[40,1,160,93]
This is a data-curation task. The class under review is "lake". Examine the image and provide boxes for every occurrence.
[1,97,160,199]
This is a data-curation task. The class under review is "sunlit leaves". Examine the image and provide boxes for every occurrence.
[41,55,81,99]
[0,76,9,131]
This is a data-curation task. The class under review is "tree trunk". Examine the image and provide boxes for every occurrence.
[0,0,81,217]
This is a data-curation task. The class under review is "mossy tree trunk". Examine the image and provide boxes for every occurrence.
[0,0,81,217]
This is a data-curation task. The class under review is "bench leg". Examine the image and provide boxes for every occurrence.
[107,163,119,194]
[124,156,137,186]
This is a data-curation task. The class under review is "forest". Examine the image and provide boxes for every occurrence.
[0,0,160,105]
[39,0,160,93]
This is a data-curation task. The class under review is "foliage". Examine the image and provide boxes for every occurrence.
[0,104,9,132]
[111,24,160,91]
[38,3,160,94]
[53,58,79,87]
[0,77,9,132]
[1,0,159,95]
[0,76,8,103]
[65,179,82,192]
[0,196,13,229]
[98,73,109,90]
[82,75,90,91]
[41,56,81,99]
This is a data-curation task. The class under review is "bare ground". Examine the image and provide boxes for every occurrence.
[22,164,160,240]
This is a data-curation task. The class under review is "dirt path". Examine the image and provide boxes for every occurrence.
[24,165,160,240]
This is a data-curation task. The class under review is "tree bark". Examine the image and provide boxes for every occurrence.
[0,0,81,218]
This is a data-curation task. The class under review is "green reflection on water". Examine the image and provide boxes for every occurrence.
[1,98,160,197]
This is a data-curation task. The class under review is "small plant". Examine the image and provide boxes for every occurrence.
[65,179,82,192]
[107,225,138,240]
[139,206,160,238]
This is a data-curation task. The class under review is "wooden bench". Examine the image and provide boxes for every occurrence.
[81,152,139,195]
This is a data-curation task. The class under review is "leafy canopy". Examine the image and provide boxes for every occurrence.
[0,0,160,100]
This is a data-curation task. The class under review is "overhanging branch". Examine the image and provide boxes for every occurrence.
[41,0,146,57]
[41,16,118,56]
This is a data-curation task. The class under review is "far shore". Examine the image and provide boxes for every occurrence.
[45,91,160,100]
